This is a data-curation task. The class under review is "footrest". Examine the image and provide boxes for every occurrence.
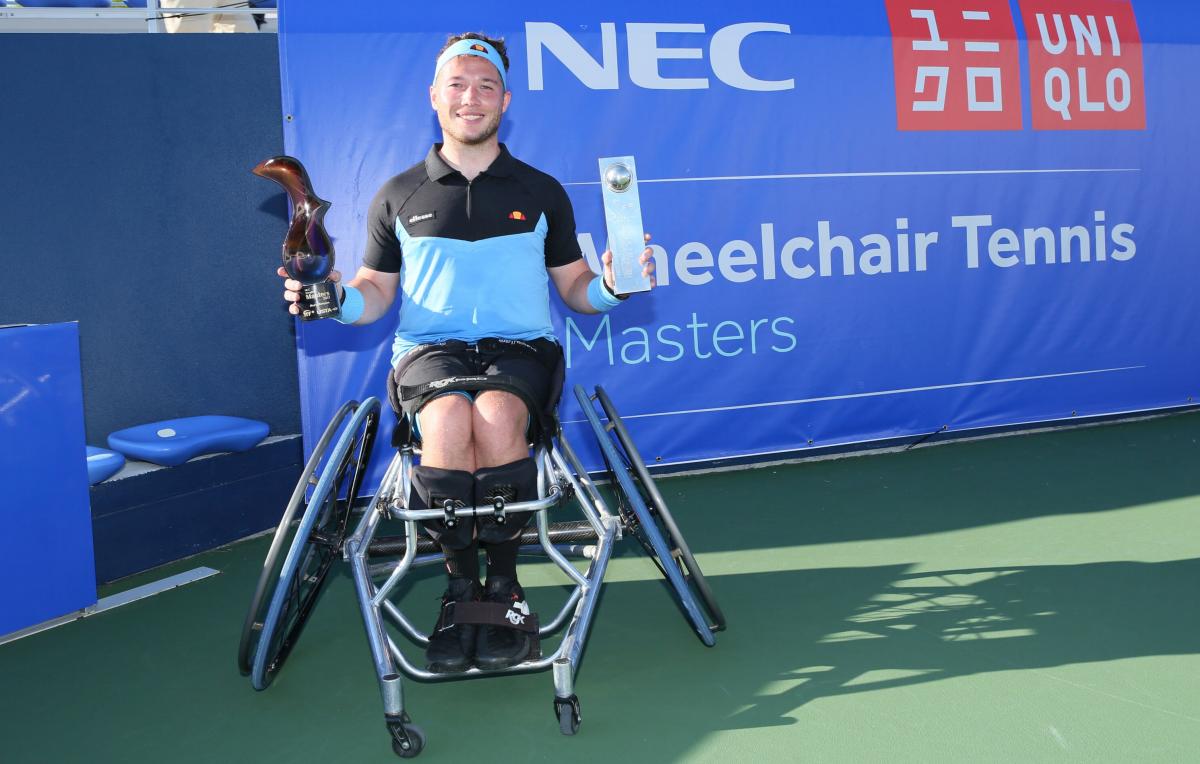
[85,446,125,484]
[106,415,270,467]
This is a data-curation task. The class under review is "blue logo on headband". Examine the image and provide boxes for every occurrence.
[434,39,508,90]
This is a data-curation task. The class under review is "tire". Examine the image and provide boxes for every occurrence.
[572,386,718,647]
[246,398,380,689]
[594,386,726,636]
[238,401,357,676]
[554,695,581,736]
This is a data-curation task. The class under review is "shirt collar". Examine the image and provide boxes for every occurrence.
[425,143,516,181]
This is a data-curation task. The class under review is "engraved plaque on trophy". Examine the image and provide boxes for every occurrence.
[598,155,651,295]
[252,156,341,321]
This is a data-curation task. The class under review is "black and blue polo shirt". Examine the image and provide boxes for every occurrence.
[363,143,583,366]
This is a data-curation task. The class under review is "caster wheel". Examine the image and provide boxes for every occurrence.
[555,695,581,736]
[390,722,425,758]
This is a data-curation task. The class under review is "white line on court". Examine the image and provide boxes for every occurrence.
[0,567,219,646]
[563,167,1141,186]
[563,366,1146,424]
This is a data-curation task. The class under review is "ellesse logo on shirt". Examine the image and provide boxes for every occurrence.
[407,212,435,225]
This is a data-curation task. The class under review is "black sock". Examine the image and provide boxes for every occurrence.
[484,539,520,581]
[442,542,479,581]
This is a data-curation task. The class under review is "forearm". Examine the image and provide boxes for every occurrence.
[562,270,603,314]
[338,273,396,325]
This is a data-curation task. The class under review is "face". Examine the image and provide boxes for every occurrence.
[430,55,511,147]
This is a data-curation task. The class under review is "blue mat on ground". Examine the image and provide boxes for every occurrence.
[107,416,270,467]
[85,446,125,485]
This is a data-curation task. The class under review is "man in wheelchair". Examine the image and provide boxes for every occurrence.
[278,32,654,674]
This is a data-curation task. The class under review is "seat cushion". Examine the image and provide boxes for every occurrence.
[85,446,125,485]
[107,415,269,467]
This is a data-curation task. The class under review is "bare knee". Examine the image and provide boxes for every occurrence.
[473,391,528,466]
[417,394,476,471]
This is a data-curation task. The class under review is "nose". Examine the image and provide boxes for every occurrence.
[461,85,482,105]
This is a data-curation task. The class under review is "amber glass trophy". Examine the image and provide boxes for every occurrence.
[253,156,340,321]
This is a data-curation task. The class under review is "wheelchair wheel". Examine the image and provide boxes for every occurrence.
[246,398,380,690]
[573,386,719,647]
[238,401,356,675]
[594,386,726,637]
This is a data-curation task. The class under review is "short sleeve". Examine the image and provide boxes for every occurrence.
[362,185,402,273]
[544,181,583,268]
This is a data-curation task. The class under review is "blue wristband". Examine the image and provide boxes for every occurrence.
[587,276,623,312]
[335,284,364,324]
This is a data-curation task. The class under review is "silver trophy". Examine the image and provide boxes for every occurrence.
[598,155,651,294]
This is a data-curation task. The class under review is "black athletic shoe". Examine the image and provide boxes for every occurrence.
[474,576,532,671]
[425,577,480,674]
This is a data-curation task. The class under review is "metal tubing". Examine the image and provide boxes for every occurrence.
[379,673,404,717]
[536,508,589,588]
[558,433,614,520]
[538,587,584,636]
[551,446,606,535]
[518,543,596,559]
[382,599,428,646]
[562,522,617,671]
[553,658,574,699]
[348,451,405,547]
[368,552,443,579]
[347,509,402,692]
[371,521,420,606]
[387,488,560,522]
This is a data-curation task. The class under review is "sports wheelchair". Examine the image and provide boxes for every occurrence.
[237,382,725,758]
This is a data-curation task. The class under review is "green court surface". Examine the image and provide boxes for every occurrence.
[3,412,1199,763]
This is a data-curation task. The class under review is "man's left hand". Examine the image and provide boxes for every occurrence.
[601,232,657,296]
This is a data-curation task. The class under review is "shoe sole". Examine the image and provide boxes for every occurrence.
[426,658,471,674]
[473,641,531,671]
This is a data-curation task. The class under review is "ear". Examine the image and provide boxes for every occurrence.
[501,89,512,114]
[429,84,438,111]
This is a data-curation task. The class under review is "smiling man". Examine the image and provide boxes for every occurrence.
[279,33,654,674]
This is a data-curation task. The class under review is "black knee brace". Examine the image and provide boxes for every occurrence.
[475,457,539,544]
[410,465,475,550]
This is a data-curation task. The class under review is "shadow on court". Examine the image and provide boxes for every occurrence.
[700,558,1200,731]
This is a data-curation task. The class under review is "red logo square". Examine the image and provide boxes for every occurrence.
[1018,0,1145,130]
[885,0,1023,131]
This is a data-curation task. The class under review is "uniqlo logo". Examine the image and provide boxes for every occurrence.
[1018,0,1145,130]
[885,0,1022,130]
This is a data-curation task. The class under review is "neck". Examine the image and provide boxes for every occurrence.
[438,138,500,181]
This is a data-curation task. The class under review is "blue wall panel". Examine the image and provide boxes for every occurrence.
[0,34,301,445]
[0,323,96,636]
[276,1,1199,477]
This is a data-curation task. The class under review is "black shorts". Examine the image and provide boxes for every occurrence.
[388,337,563,426]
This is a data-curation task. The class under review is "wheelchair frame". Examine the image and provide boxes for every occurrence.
[240,384,725,758]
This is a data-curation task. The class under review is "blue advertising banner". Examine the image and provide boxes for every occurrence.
[275,0,1199,479]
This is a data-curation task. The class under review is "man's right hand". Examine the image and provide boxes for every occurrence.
[278,266,342,316]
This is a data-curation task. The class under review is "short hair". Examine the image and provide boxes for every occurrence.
[438,32,510,73]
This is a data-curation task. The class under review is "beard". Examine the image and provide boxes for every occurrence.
[440,109,503,146]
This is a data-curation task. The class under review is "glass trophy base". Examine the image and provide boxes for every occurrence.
[298,280,340,321]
